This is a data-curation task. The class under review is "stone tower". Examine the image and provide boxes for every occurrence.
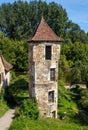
[28,17,63,118]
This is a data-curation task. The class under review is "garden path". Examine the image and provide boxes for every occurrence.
[0,109,15,130]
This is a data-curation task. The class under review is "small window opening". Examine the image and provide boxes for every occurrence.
[50,68,55,81]
[48,91,54,102]
[44,113,46,116]
[45,46,51,60]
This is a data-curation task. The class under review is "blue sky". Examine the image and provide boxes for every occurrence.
[0,0,88,33]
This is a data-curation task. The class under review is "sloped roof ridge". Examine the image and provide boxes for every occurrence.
[1,55,13,71]
[28,17,63,42]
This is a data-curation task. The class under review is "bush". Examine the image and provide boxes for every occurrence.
[10,70,16,79]
[0,88,4,100]
[0,88,9,117]
[16,99,39,120]
[79,89,88,112]
[5,75,29,105]
[58,80,78,119]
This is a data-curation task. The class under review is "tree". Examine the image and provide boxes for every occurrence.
[0,1,32,40]
[60,42,88,85]
[0,33,16,65]
[0,1,69,41]
[47,2,68,37]
[65,21,88,43]
[14,40,28,71]
[79,89,88,112]
[0,33,28,71]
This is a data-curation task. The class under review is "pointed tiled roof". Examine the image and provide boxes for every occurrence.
[0,55,13,71]
[28,17,63,42]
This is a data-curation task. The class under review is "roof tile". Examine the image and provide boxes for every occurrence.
[1,55,13,71]
[28,17,63,42]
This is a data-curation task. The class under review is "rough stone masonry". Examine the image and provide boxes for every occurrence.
[28,17,63,118]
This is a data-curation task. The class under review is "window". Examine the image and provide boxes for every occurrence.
[45,46,51,60]
[48,91,54,102]
[50,68,55,81]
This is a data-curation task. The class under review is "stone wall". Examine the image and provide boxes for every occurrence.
[32,42,60,61]
[0,57,5,87]
[29,42,60,118]
[0,57,11,88]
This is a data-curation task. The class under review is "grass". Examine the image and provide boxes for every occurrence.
[9,116,88,130]
[0,100,9,117]
[5,74,29,105]
[8,76,88,130]
[0,89,9,117]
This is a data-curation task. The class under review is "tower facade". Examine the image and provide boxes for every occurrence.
[28,18,63,118]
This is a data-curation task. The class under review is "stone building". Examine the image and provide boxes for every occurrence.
[0,54,12,89]
[28,17,63,118]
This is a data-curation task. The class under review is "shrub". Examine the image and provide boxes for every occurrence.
[16,99,39,120]
[5,75,29,105]
[10,70,16,79]
[0,88,4,100]
[58,80,78,119]
[0,88,9,117]
[79,89,88,112]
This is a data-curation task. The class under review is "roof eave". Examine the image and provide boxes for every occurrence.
[28,39,64,43]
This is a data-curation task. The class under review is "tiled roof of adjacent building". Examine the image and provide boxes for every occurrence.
[28,17,63,42]
[0,55,13,71]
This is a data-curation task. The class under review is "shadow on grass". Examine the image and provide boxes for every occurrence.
[4,75,29,108]
[67,112,88,126]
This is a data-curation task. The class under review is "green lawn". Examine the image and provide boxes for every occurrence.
[0,92,9,117]
[0,101,8,117]
[9,116,88,130]
[8,76,88,130]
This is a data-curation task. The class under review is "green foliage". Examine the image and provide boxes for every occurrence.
[0,88,9,117]
[47,2,68,37]
[0,1,88,73]
[9,115,88,130]
[0,88,4,100]
[5,75,29,104]
[17,99,39,120]
[10,70,16,79]
[61,42,88,66]
[14,40,28,71]
[0,34,28,71]
[67,22,88,43]
[0,1,67,40]
[0,0,88,129]
[60,42,88,85]
[58,80,78,119]
[8,77,88,130]
[0,35,16,65]
[6,74,39,120]
[0,0,87,43]
[79,89,88,112]
[70,60,88,85]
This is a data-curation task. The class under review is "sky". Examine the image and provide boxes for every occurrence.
[0,0,88,33]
